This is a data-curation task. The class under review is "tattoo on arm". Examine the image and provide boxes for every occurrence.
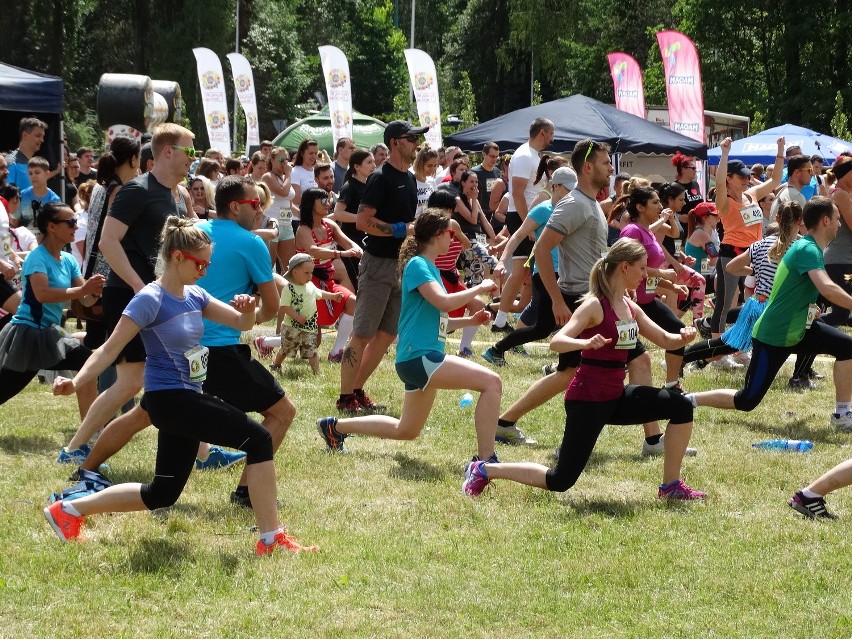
[368,218,393,235]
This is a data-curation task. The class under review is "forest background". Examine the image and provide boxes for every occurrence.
[3,0,852,151]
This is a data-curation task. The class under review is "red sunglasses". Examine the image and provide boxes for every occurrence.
[440,228,456,239]
[234,198,261,211]
[175,251,211,272]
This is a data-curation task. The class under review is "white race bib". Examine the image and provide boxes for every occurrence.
[615,318,639,350]
[184,345,209,383]
[645,276,661,294]
[438,312,448,343]
[475,233,487,246]
[805,303,819,329]
[740,203,763,227]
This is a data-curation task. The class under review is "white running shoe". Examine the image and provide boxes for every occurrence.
[710,355,744,370]
[831,412,852,432]
[641,434,697,457]
[732,351,751,366]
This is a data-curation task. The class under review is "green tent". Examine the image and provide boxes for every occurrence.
[272,106,386,153]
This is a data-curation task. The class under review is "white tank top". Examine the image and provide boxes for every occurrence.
[265,173,294,222]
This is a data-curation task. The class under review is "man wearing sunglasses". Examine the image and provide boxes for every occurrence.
[64,123,198,467]
[337,120,427,414]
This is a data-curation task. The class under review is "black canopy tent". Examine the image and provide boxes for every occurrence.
[445,94,707,158]
[0,62,65,194]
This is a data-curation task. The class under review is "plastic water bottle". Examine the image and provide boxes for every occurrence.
[459,393,474,408]
[751,439,814,452]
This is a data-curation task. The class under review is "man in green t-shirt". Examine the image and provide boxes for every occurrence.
[687,197,852,431]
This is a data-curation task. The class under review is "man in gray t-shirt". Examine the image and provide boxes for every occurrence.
[545,190,607,296]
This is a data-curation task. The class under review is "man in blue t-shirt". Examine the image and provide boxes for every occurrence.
[196,175,295,507]
[5,117,49,192]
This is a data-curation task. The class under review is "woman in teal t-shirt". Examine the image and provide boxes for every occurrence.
[316,209,502,463]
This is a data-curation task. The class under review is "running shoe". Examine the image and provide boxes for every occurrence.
[831,412,852,432]
[195,447,247,470]
[641,434,697,457]
[44,501,83,542]
[511,345,530,357]
[336,394,362,416]
[482,347,507,367]
[458,347,474,358]
[788,491,837,520]
[788,377,817,392]
[695,318,712,340]
[56,444,91,465]
[230,487,252,508]
[490,322,513,334]
[658,479,706,501]
[328,351,343,363]
[804,367,825,381]
[256,530,319,555]
[317,416,348,453]
[732,351,751,366]
[253,336,274,359]
[269,363,281,372]
[353,389,386,414]
[541,362,557,376]
[462,460,490,497]
[495,424,537,446]
[710,355,744,371]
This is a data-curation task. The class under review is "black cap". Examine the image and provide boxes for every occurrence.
[383,120,429,145]
[726,159,751,177]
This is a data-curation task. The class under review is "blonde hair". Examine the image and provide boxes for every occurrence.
[160,216,212,262]
[584,238,647,302]
[255,182,272,212]
[151,123,194,158]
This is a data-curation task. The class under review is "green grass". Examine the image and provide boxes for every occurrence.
[2,326,852,638]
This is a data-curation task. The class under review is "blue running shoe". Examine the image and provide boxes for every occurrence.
[317,416,348,453]
[482,347,507,367]
[56,444,91,465]
[462,460,490,497]
[195,447,247,470]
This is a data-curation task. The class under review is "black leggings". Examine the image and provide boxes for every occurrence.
[733,322,852,411]
[0,342,91,405]
[820,263,852,326]
[546,385,693,492]
[138,389,273,510]
[494,274,554,354]
[638,298,685,356]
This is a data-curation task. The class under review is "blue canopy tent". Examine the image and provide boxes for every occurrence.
[0,62,65,194]
[706,124,852,167]
[444,94,707,157]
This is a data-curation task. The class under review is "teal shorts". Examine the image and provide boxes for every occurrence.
[395,351,445,391]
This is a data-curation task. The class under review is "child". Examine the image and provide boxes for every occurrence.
[15,157,61,236]
[270,253,342,374]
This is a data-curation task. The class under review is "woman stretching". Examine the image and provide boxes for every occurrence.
[46,217,316,556]
[462,238,704,501]
[316,209,500,462]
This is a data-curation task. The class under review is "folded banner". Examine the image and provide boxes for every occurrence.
[226,53,261,151]
[404,48,442,150]
[318,45,353,147]
[192,47,231,154]
[607,53,645,119]
[656,31,704,144]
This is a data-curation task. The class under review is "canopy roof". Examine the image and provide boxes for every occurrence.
[706,124,852,166]
[272,106,386,153]
[445,94,706,157]
[0,62,63,113]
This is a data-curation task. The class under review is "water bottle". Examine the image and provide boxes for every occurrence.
[751,439,814,452]
[459,393,474,408]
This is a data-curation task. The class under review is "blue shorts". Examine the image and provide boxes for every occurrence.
[395,351,445,391]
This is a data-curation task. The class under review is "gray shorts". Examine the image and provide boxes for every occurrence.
[353,251,401,337]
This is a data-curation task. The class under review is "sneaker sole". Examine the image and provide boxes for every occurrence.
[788,499,818,519]
[43,506,74,542]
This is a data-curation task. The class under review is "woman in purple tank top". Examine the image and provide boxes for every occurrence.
[462,238,707,502]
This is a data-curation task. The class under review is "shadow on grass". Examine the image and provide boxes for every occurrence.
[563,496,644,518]
[128,537,192,574]
[0,433,57,455]
[727,415,839,444]
[389,452,447,483]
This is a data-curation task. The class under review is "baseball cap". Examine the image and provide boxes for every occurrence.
[283,253,314,280]
[550,167,577,190]
[384,120,429,145]
[726,160,751,177]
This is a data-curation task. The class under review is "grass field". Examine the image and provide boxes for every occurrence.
[1,325,851,638]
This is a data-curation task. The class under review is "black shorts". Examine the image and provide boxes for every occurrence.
[202,344,285,413]
[505,211,535,259]
[103,286,146,364]
[0,278,15,307]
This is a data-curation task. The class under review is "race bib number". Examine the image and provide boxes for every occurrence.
[805,303,819,329]
[645,277,660,294]
[438,312,448,343]
[485,177,499,193]
[615,318,639,350]
[184,345,209,383]
[700,259,714,276]
[740,203,763,227]
[475,233,487,246]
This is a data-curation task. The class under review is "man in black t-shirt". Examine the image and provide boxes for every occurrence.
[60,123,195,463]
[470,142,501,215]
[337,120,426,414]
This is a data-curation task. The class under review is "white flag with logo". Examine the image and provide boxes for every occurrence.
[318,45,353,147]
[226,52,261,150]
[192,47,231,154]
[404,49,442,149]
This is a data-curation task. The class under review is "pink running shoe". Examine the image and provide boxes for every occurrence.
[253,336,274,359]
[462,460,490,497]
[658,479,706,501]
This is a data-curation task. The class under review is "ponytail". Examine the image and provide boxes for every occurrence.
[768,201,802,262]
[397,208,448,278]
